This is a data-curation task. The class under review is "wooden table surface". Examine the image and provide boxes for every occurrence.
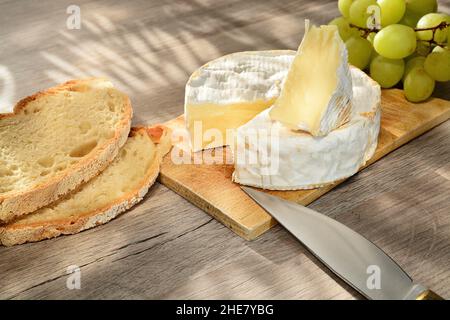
[1,0,449,300]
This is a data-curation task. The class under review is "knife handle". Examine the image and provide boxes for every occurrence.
[416,290,444,300]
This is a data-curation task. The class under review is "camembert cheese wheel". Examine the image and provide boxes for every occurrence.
[233,54,381,190]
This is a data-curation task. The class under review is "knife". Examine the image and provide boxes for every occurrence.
[241,186,444,300]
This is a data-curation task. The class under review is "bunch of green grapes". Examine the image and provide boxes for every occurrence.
[330,0,450,102]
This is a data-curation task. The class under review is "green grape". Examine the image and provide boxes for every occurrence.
[399,9,421,28]
[370,50,379,62]
[339,0,354,18]
[345,36,373,69]
[405,52,419,62]
[424,50,450,82]
[370,45,380,62]
[329,17,355,41]
[432,46,445,53]
[377,0,406,26]
[405,0,437,17]
[416,41,433,56]
[374,24,417,59]
[448,27,450,46]
[403,68,435,102]
[367,32,376,44]
[416,13,450,44]
[349,0,378,28]
[403,56,426,80]
[370,55,405,88]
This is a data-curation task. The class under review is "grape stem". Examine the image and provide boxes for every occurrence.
[414,21,450,32]
[349,24,378,37]
[349,22,450,37]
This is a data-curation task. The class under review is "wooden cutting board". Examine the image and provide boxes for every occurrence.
[159,89,450,240]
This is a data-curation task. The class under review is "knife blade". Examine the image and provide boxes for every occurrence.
[241,186,443,300]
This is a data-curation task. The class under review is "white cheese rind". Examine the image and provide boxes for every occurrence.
[269,22,353,136]
[185,51,293,152]
[233,62,381,190]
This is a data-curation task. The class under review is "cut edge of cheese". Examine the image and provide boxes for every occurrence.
[269,20,353,136]
[185,99,275,152]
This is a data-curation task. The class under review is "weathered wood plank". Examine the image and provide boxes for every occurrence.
[0,0,449,300]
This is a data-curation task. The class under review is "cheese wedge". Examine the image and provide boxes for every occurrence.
[185,51,293,152]
[269,21,353,136]
[233,59,381,190]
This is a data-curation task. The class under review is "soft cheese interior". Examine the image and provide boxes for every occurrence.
[185,51,293,152]
[269,22,353,136]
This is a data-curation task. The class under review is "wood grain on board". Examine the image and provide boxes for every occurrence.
[160,89,450,240]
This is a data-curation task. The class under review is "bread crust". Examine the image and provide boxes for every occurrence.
[0,79,133,223]
[0,126,172,246]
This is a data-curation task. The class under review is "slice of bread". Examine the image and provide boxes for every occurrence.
[0,79,132,222]
[0,126,172,246]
